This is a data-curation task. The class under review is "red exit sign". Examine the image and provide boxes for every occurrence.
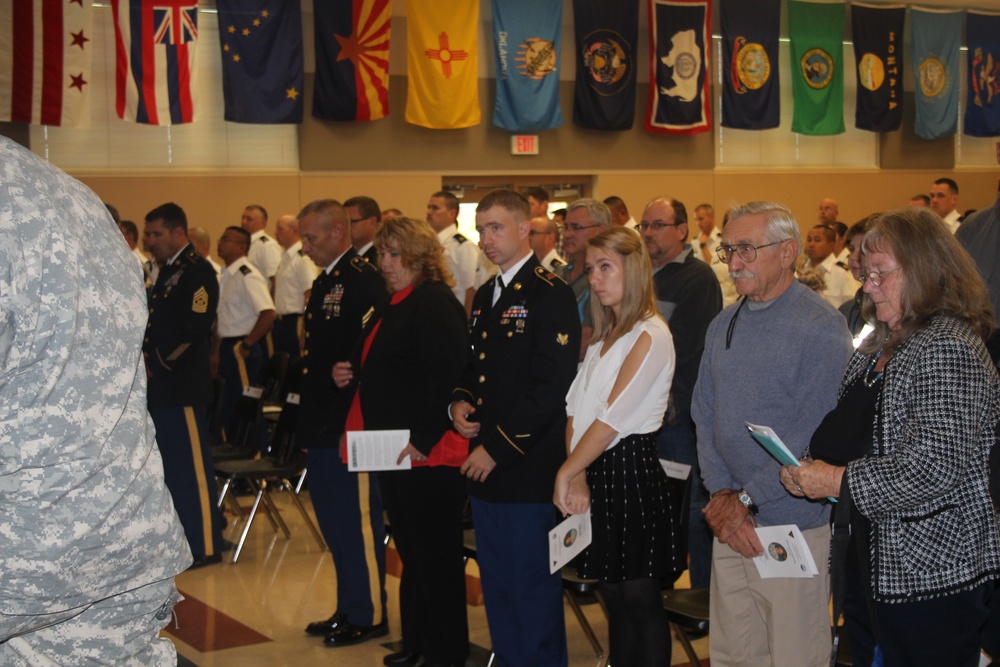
[511,135,539,155]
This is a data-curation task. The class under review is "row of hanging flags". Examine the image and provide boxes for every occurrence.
[2,0,1000,139]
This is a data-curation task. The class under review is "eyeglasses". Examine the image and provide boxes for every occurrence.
[564,223,601,233]
[636,222,680,232]
[350,218,368,225]
[860,266,901,287]
[716,240,785,264]
[528,230,554,236]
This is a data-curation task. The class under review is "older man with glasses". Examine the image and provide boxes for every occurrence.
[557,198,613,359]
[692,201,852,667]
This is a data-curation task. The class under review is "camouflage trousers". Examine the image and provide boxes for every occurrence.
[0,578,181,666]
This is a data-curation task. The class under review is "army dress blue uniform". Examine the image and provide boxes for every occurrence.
[298,248,390,630]
[453,255,581,667]
[144,243,223,561]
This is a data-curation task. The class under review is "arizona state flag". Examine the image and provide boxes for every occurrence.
[405,0,479,129]
[313,0,390,122]
[910,8,960,141]
[217,1,303,124]
[720,0,780,130]
[788,0,844,136]
[491,0,563,132]
[647,0,711,135]
[572,0,638,131]
[851,3,904,133]
[964,10,1000,138]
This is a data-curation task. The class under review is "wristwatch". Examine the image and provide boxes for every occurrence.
[737,488,759,515]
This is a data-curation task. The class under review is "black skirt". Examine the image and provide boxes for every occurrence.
[577,432,686,583]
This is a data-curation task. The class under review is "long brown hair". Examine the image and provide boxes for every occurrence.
[374,216,455,289]
[587,227,660,346]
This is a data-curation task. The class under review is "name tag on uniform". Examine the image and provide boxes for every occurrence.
[242,385,264,399]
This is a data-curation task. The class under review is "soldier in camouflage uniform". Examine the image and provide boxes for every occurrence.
[0,137,190,664]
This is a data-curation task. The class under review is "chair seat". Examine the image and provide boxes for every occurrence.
[211,443,258,462]
[561,566,601,595]
[662,588,710,632]
[215,456,303,480]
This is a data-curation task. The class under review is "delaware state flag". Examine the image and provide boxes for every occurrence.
[572,0,639,131]
[112,0,198,125]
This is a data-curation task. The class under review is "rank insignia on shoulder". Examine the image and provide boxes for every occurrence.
[556,333,569,346]
[239,265,252,275]
[454,233,467,243]
[350,257,368,271]
[192,286,209,314]
[534,266,564,285]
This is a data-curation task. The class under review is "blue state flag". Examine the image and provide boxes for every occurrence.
[646,0,712,135]
[492,0,563,132]
[720,0,780,130]
[217,0,303,124]
[910,8,960,140]
[964,10,1000,138]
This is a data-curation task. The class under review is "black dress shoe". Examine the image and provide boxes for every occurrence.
[383,649,421,666]
[187,554,222,570]
[323,621,388,647]
[305,612,347,637]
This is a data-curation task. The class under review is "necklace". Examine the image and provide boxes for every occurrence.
[863,345,885,387]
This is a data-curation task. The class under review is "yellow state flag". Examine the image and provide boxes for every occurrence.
[404,0,481,129]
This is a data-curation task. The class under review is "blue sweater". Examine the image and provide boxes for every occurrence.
[693,281,852,529]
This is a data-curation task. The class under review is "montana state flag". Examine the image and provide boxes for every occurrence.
[720,0,779,130]
[964,10,1000,138]
[572,0,638,131]
[112,0,198,125]
[788,0,844,136]
[217,1,303,124]
[851,4,904,133]
[314,0,390,122]
[910,8,960,141]
[405,0,479,129]
[491,0,563,132]
[647,0,711,135]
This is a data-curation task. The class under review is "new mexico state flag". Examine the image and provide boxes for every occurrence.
[405,0,480,129]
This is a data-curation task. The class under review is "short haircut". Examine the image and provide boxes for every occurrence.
[523,186,550,203]
[847,215,875,240]
[430,191,460,212]
[831,221,848,238]
[933,178,959,195]
[602,195,628,215]
[910,193,930,206]
[245,204,268,221]
[566,198,612,227]
[810,225,836,243]
[105,203,121,224]
[587,227,659,345]
[224,225,251,251]
[382,208,403,218]
[145,202,188,231]
[644,197,688,228]
[476,189,530,222]
[297,198,348,233]
[344,195,382,222]
[695,203,714,216]
[728,201,802,253]
[374,217,455,289]
[860,206,993,354]
[119,220,138,243]
[552,208,567,220]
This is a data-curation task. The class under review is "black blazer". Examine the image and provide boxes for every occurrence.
[353,281,469,455]
[453,255,581,503]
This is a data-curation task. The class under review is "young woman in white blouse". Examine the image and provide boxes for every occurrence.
[553,226,686,666]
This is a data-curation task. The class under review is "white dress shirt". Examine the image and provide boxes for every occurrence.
[218,257,275,337]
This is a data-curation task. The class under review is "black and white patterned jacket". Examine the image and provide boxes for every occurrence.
[845,315,1000,603]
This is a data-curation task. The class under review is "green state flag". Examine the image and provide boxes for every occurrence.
[789,1,845,135]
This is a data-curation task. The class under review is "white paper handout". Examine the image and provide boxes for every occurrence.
[549,512,592,574]
[346,430,412,472]
[752,524,819,579]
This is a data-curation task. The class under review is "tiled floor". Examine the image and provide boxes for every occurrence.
[167,488,711,666]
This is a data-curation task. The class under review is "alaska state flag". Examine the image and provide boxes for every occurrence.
[314,0,390,122]
[788,0,844,136]
[720,0,780,130]
[647,0,712,135]
[572,0,638,131]
[851,4,904,133]
[964,10,1000,138]
[217,1,303,124]
[0,0,93,127]
[491,0,563,132]
[112,0,198,125]
[910,8,960,140]
[405,0,480,129]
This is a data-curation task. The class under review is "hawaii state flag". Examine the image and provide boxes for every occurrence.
[314,0,390,122]
[647,0,711,135]
[788,0,844,136]
[910,8,960,141]
[405,0,479,129]
[112,0,198,125]
[964,10,1000,138]
[720,0,780,130]
[573,0,639,131]
[217,1,303,124]
[0,0,93,126]
[851,3,904,133]
[491,0,563,132]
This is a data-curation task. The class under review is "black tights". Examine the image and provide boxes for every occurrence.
[600,577,670,667]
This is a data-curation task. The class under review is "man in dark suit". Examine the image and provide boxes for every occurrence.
[142,202,223,568]
[451,189,581,667]
[297,199,390,648]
